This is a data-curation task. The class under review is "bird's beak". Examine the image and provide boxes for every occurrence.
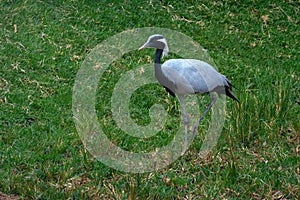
[138,43,147,51]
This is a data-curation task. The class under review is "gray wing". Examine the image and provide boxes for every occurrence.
[161,59,228,95]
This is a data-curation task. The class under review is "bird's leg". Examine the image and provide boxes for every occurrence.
[178,95,189,152]
[192,94,218,139]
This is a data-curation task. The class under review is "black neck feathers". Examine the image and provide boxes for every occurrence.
[155,49,163,64]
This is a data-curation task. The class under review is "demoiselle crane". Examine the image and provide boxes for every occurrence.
[138,34,239,151]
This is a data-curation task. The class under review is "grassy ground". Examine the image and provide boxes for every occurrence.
[0,0,299,199]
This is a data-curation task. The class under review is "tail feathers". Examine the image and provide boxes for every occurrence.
[225,87,240,103]
[223,77,239,102]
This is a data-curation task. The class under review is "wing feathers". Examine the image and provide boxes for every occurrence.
[160,59,238,101]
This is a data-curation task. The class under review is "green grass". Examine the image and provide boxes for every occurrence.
[0,0,299,199]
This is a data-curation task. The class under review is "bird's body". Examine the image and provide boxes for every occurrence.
[162,59,219,95]
[159,58,237,98]
[139,34,239,153]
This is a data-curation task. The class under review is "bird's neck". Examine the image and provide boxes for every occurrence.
[154,49,163,64]
[154,49,176,97]
[154,49,163,81]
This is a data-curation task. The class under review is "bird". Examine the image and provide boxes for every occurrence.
[138,34,239,152]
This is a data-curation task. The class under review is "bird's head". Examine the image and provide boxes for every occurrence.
[139,34,169,57]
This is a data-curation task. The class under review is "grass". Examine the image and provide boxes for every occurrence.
[0,0,299,199]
